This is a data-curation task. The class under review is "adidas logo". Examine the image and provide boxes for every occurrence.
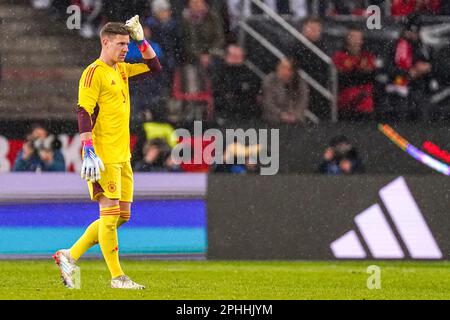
[331,177,442,259]
[111,80,116,85]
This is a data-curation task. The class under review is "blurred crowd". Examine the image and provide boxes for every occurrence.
[32,0,449,125]
[25,0,450,175]
[13,122,365,175]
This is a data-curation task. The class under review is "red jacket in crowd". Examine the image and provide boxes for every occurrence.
[391,0,441,16]
[333,50,376,113]
[391,36,431,87]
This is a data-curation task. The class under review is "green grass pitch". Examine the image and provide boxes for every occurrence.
[0,260,449,300]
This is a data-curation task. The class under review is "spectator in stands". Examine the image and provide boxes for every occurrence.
[13,124,65,172]
[27,124,62,156]
[293,16,328,61]
[13,141,40,172]
[318,135,364,175]
[391,0,441,16]
[182,0,225,65]
[212,44,261,123]
[386,15,433,120]
[36,145,66,172]
[292,16,330,118]
[333,27,376,118]
[133,139,178,172]
[261,58,310,125]
[227,0,309,30]
[207,0,233,42]
[391,0,416,16]
[146,0,183,92]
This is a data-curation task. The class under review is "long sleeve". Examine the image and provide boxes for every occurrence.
[126,56,162,79]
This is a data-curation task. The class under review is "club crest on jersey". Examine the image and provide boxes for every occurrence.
[121,72,127,83]
[108,181,117,193]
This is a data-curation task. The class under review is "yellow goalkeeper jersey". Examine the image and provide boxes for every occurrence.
[78,59,150,164]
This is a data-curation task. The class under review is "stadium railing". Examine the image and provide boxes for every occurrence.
[238,0,339,123]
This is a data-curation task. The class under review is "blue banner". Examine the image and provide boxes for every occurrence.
[0,200,206,255]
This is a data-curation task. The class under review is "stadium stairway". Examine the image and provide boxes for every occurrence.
[0,0,99,120]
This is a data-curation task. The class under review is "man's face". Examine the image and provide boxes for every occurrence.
[302,22,322,43]
[225,46,245,66]
[145,146,161,162]
[102,34,130,63]
[32,127,48,140]
[347,30,364,53]
[156,9,171,22]
[276,59,294,83]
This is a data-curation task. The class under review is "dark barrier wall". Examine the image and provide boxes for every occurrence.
[207,175,450,260]
[1,121,448,174]
[275,123,449,175]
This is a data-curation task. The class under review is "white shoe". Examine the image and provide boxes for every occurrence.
[52,249,78,289]
[111,275,145,290]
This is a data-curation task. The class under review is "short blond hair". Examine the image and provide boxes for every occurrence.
[100,22,129,38]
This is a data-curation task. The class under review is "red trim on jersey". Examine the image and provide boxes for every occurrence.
[87,65,99,87]
[84,67,93,87]
[84,65,98,88]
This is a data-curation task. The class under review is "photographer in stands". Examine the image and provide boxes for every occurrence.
[318,135,364,175]
[13,124,65,172]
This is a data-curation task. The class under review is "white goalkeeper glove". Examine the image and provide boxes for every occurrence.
[81,139,105,183]
[125,15,144,42]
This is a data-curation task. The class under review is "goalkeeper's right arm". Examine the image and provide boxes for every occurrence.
[78,107,104,182]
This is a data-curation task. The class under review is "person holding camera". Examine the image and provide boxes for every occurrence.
[13,124,66,172]
[318,135,364,175]
[12,140,41,172]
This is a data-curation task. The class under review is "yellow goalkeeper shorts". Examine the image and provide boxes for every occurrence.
[88,161,134,203]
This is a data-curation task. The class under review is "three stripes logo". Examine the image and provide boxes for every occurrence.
[84,65,98,88]
[330,177,442,259]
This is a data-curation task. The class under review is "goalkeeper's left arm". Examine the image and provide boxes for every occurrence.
[125,15,162,73]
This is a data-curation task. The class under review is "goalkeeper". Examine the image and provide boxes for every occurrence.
[53,16,161,289]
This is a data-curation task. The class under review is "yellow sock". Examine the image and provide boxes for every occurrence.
[70,219,100,261]
[99,205,124,278]
[69,210,131,261]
